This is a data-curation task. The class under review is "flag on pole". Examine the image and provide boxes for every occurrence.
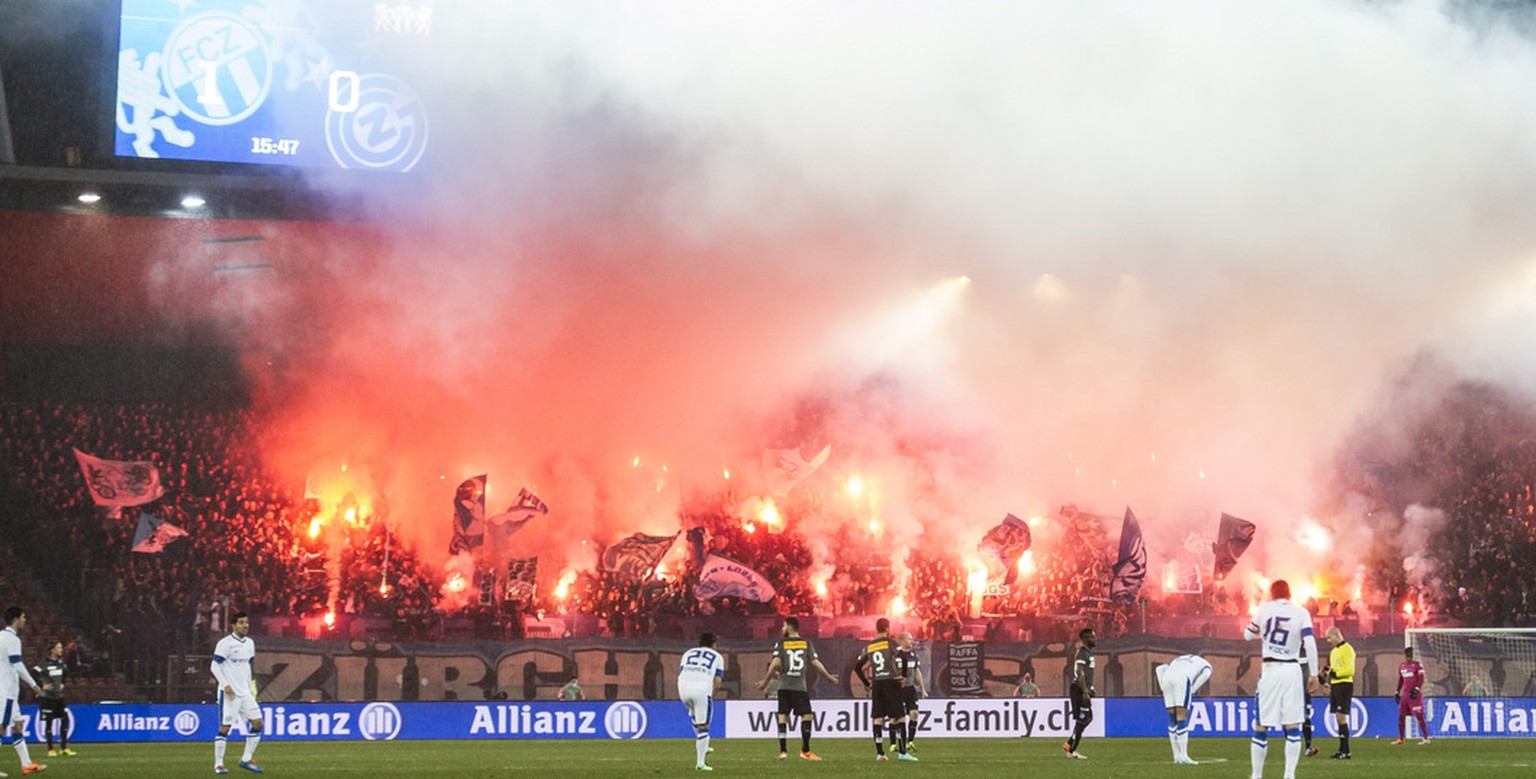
[694,554,777,602]
[1212,512,1257,580]
[448,475,487,555]
[1110,507,1148,606]
[504,557,538,602]
[131,513,188,554]
[978,513,1033,585]
[762,444,831,494]
[601,532,678,583]
[685,527,708,569]
[487,487,549,536]
[73,448,164,509]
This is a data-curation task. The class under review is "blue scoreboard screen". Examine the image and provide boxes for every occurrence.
[115,0,433,171]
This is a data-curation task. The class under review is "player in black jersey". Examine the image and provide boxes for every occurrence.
[756,617,838,761]
[854,618,915,762]
[1064,628,1096,759]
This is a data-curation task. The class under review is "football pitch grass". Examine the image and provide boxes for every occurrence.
[15,736,1531,778]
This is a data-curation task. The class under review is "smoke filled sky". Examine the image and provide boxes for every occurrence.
[135,1,1536,586]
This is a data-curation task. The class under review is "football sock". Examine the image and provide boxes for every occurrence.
[1167,711,1180,759]
[895,721,907,755]
[1177,717,1190,760]
[695,730,709,766]
[1283,726,1302,776]
[59,711,68,749]
[13,736,32,767]
[907,717,917,745]
[242,733,261,762]
[1302,719,1312,749]
[777,721,787,754]
[872,724,884,755]
[1250,730,1268,777]
[1339,730,1349,754]
[800,719,812,753]
[215,735,228,766]
[1414,713,1429,738]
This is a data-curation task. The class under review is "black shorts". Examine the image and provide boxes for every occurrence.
[1069,685,1093,721]
[902,686,920,711]
[777,689,812,718]
[871,679,906,720]
[38,698,66,716]
[1328,682,1354,714]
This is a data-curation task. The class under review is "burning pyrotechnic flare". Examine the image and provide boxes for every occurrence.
[890,596,908,615]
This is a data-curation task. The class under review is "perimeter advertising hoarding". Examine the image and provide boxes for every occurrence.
[12,698,1532,742]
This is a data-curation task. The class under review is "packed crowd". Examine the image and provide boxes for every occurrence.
[4,389,1535,684]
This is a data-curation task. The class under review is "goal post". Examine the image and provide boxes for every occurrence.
[1404,628,1536,699]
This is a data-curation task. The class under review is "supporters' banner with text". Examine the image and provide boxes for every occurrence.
[601,532,678,583]
[945,642,984,695]
[694,554,776,602]
[504,557,538,602]
[1109,507,1147,607]
[130,513,188,554]
[1212,512,1257,581]
[978,513,1032,586]
[448,475,487,555]
[73,448,164,508]
[488,487,549,539]
[762,444,831,494]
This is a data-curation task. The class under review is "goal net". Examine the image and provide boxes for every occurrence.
[1405,628,1536,698]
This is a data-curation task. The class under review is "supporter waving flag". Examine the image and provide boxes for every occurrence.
[601,532,678,583]
[1110,507,1148,606]
[448,475,487,555]
[131,512,188,554]
[487,487,549,537]
[73,448,165,510]
[1212,512,1257,581]
[979,513,1032,585]
[694,554,777,602]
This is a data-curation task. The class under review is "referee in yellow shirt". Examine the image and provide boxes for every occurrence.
[1322,626,1356,759]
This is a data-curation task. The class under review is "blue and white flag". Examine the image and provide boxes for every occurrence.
[979,513,1033,585]
[694,554,777,602]
[488,487,548,537]
[1110,507,1148,607]
[74,448,164,509]
[762,444,831,494]
[131,513,188,554]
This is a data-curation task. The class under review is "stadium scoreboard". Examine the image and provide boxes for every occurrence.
[115,0,433,172]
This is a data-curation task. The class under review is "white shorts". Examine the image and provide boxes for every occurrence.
[1159,665,1212,710]
[220,690,262,725]
[0,697,16,728]
[1255,663,1305,727]
[679,685,713,728]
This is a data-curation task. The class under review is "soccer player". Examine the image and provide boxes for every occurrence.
[0,607,45,775]
[211,611,264,775]
[1393,646,1430,745]
[755,617,837,761]
[1321,626,1355,760]
[1299,644,1318,757]
[33,641,73,757]
[853,618,914,762]
[1244,580,1319,779]
[1155,653,1212,765]
[896,632,927,752]
[678,632,725,772]
[1063,627,1096,759]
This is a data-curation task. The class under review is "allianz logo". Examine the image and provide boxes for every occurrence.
[95,710,201,736]
[227,704,403,740]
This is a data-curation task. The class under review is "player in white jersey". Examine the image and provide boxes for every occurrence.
[1,607,45,775]
[1244,580,1318,779]
[1156,653,1213,765]
[210,612,264,775]
[677,632,725,772]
